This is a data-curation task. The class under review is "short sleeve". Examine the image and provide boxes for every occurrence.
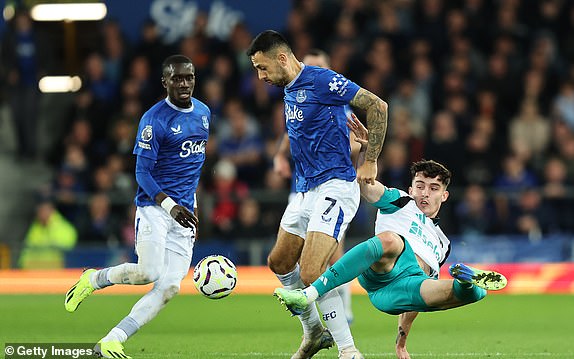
[313,68,360,105]
[372,187,405,214]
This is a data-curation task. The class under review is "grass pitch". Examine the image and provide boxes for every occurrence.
[1,294,572,358]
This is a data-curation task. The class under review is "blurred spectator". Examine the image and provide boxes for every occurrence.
[508,100,551,163]
[424,111,464,177]
[19,200,77,269]
[461,119,499,186]
[378,140,411,189]
[521,69,551,115]
[1,8,51,160]
[76,193,121,245]
[234,198,267,239]
[542,157,574,232]
[217,99,264,185]
[134,19,174,76]
[201,77,225,122]
[228,23,254,77]
[556,136,574,180]
[389,108,425,163]
[99,20,129,88]
[84,52,118,124]
[125,55,157,109]
[508,188,558,239]
[411,55,436,100]
[494,153,539,193]
[454,184,496,238]
[553,80,574,131]
[208,160,249,238]
[493,153,539,226]
[480,53,518,117]
[389,78,430,137]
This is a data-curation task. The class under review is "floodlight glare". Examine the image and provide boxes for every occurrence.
[38,76,82,93]
[30,3,107,21]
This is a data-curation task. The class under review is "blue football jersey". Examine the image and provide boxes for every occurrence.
[133,97,210,210]
[284,65,360,192]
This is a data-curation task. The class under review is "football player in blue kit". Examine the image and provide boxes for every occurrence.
[274,49,360,325]
[64,55,210,359]
[248,30,389,359]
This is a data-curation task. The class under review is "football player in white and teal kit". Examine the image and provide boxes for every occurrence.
[64,55,210,359]
[248,31,389,359]
[276,154,507,358]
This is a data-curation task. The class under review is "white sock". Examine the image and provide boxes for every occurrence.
[337,282,353,322]
[276,265,322,338]
[101,327,128,343]
[316,289,355,350]
[303,286,319,302]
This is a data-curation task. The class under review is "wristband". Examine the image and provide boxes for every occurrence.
[160,197,177,214]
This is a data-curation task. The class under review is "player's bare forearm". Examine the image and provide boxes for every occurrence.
[273,133,292,178]
[276,132,291,157]
[395,311,419,359]
[350,88,388,162]
[360,180,386,203]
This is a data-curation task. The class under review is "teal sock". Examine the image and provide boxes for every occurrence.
[311,236,383,297]
[452,280,487,303]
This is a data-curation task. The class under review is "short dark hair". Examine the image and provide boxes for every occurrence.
[161,55,193,75]
[246,30,291,57]
[410,160,451,187]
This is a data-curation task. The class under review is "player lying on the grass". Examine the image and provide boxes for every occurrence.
[275,118,507,359]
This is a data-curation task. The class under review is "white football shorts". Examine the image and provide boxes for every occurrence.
[134,205,195,260]
[280,178,360,242]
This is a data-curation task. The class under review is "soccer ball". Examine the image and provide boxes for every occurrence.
[193,255,237,299]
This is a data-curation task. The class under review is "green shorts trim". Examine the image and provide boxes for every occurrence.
[357,239,435,315]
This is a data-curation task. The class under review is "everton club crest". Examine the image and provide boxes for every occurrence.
[296,89,306,103]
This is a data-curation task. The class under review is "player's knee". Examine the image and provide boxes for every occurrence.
[376,231,402,254]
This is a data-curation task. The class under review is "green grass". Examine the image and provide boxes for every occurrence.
[1,294,572,358]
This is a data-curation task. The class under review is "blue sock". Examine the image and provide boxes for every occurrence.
[453,280,487,303]
[312,236,383,297]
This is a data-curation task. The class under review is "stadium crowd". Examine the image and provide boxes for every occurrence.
[3,0,574,256]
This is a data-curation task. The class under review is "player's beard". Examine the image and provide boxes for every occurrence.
[272,68,290,87]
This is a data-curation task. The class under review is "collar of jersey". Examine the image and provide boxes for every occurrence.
[165,97,194,113]
[285,63,305,89]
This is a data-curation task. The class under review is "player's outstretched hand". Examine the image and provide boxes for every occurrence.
[346,113,368,147]
[170,205,198,228]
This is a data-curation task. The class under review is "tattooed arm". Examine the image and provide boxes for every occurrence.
[396,311,418,359]
[349,87,388,185]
